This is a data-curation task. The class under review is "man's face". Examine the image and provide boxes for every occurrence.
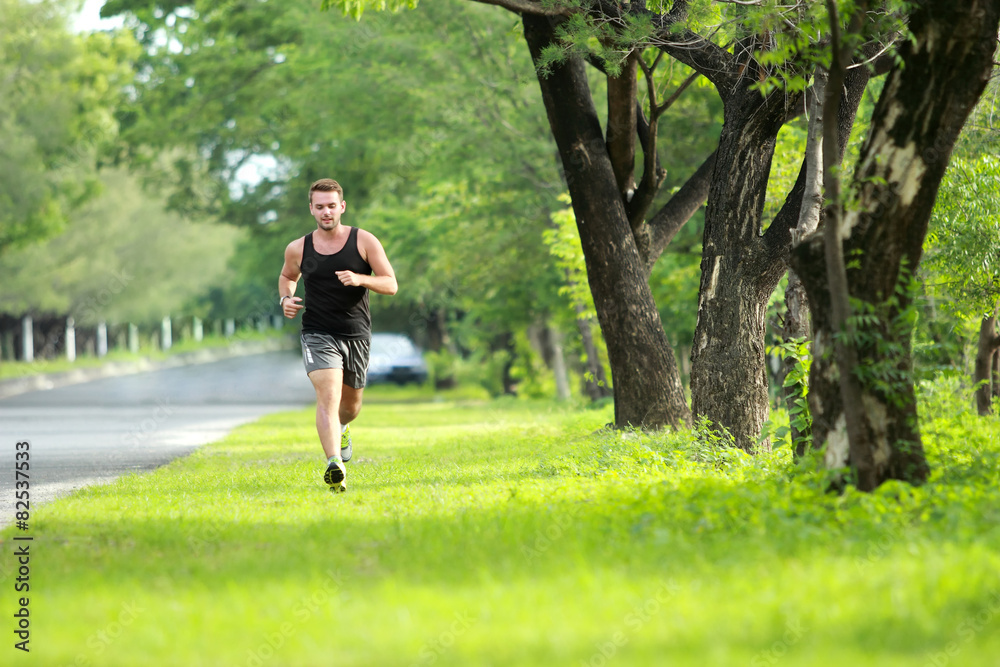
[310,190,346,231]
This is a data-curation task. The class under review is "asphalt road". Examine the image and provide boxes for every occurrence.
[0,350,315,527]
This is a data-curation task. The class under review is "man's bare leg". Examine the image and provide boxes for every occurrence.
[338,385,364,462]
[309,368,343,460]
[340,385,364,426]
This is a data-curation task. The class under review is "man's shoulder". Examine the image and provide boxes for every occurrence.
[354,228,381,244]
[285,234,308,252]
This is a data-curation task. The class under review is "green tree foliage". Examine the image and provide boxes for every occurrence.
[102,0,729,402]
[320,0,419,19]
[0,0,137,252]
[916,103,1000,384]
[925,154,1000,319]
[0,168,244,324]
[545,195,593,318]
[103,0,585,346]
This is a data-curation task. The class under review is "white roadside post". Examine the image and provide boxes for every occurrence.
[97,321,108,358]
[128,323,139,354]
[161,316,172,351]
[66,317,77,362]
[21,315,33,363]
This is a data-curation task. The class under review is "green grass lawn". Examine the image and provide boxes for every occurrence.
[2,382,999,666]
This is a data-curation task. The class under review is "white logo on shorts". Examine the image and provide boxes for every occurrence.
[304,345,314,364]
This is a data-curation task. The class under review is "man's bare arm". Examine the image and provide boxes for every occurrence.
[279,239,305,318]
[339,230,398,295]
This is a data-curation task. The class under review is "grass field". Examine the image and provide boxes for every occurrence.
[2,381,999,666]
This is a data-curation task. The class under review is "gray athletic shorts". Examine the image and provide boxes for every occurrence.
[300,332,370,388]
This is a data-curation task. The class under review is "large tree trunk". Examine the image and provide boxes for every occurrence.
[975,315,1000,416]
[690,57,870,452]
[791,0,1000,490]
[522,14,691,429]
[689,86,787,450]
[785,71,826,456]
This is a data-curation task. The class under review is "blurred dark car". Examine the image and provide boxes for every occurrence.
[367,333,429,385]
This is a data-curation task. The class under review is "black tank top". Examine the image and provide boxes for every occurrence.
[301,228,372,338]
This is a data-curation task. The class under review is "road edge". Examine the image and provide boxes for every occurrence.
[0,335,299,400]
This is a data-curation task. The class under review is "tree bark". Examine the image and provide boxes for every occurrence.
[606,52,638,204]
[575,305,613,401]
[522,14,691,429]
[819,0,880,490]
[975,315,1000,416]
[784,70,825,454]
[993,336,1000,401]
[689,83,788,450]
[688,51,870,451]
[796,71,827,243]
[791,0,1000,489]
[640,150,716,274]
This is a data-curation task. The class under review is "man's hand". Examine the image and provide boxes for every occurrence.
[336,270,363,287]
[282,296,304,318]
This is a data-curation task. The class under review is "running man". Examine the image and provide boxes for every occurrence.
[278,178,397,492]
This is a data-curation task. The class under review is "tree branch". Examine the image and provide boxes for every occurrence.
[647,0,740,99]
[641,149,717,273]
[607,52,639,205]
[579,0,740,99]
[631,96,663,213]
[585,52,609,74]
[628,67,700,228]
[795,70,827,242]
[655,69,700,116]
[469,0,571,17]
[762,44,875,264]
[629,54,665,227]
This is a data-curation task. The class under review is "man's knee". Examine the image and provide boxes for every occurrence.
[340,391,363,420]
[313,383,340,406]
[340,400,362,421]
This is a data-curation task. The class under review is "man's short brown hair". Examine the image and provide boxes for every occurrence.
[309,178,344,203]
